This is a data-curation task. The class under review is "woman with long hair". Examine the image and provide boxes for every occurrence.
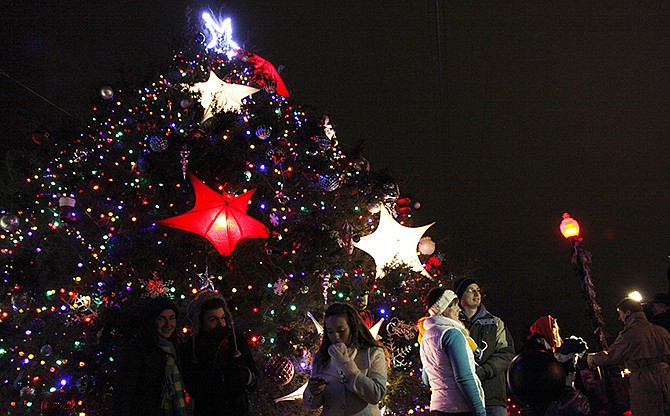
[303,302,388,415]
[112,297,187,416]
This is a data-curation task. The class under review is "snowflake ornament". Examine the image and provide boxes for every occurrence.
[273,277,289,295]
[140,272,172,298]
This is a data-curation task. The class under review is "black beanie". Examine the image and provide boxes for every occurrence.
[453,277,478,299]
[142,297,178,324]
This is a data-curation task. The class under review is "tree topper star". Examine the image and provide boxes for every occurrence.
[354,207,434,278]
[158,174,269,256]
[202,13,239,58]
[186,71,259,122]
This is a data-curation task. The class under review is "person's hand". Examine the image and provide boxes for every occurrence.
[227,363,254,386]
[308,377,328,395]
[586,353,596,368]
[328,343,359,377]
[328,343,349,365]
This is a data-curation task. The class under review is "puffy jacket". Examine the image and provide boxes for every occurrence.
[419,315,486,415]
[460,304,515,407]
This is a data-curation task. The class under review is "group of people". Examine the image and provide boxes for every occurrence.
[112,292,259,416]
[417,277,670,416]
[111,277,670,416]
[418,277,515,416]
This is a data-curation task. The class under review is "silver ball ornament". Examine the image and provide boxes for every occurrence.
[40,344,53,356]
[149,135,169,152]
[0,214,20,232]
[100,86,114,100]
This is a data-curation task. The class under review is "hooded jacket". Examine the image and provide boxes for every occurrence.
[419,314,486,415]
[460,304,515,408]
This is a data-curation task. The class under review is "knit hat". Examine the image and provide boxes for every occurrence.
[187,290,241,358]
[452,277,478,299]
[142,297,178,325]
[140,297,179,341]
[428,289,458,316]
[187,290,227,336]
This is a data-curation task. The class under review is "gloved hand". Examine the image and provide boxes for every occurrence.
[225,362,254,387]
[557,336,588,355]
[586,353,596,368]
[328,343,359,377]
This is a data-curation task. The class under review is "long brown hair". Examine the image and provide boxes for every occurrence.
[313,303,384,370]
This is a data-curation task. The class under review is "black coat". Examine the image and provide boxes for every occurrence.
[112,337,171,416]
[180,327,260,416]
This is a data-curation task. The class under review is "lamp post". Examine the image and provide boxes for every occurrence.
[560,213,609,350]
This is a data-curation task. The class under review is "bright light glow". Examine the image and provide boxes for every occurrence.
[628,291,642,302]
[201,13,239,58]
[559,212,580,238]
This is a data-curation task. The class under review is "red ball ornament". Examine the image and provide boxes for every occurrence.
[31,130,50,145]
[360,310,375,329]
[264,355,295,386]
[40,389,75,416]
[188,128,206,140]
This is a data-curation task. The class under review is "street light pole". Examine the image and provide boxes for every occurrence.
[560,213,609,350]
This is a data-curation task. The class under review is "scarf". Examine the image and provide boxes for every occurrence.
[157,337,187,416]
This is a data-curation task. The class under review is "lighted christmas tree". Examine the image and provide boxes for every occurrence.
[0,9,452,415]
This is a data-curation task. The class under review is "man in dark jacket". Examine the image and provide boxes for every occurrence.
[454,277,515,416]
[181,291,259,416]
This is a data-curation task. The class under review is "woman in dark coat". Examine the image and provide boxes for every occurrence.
[181,291,260,416]
[112,297,187,416]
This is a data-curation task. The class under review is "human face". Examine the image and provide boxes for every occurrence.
[460,284,482,310]
[155,309,177,339]
[617,308,630,323]
[551,319,562,348]
[443,301,461,320]
[201,307,226,333]
[325,315,352,346]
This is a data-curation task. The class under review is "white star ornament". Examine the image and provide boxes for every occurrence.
[354,207,434,279]
[187,71,259,122]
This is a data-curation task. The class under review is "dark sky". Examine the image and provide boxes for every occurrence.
[1,1,669,347]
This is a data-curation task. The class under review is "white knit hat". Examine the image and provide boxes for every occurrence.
[428,289,457,316]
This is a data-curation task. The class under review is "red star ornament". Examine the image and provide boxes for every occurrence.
[158,174,269,255]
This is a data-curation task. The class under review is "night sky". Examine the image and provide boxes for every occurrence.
[1,1,668,348]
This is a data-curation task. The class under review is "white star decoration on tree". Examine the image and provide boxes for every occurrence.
[186,71,259,122]
[354,207,434,279]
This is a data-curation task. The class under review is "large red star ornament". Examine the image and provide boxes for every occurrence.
[158,174,269,255]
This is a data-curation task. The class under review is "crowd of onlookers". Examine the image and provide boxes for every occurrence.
[110,275,670,416]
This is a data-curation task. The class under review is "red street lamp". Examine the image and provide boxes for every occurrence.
[559,213,609,350]
[559,213,580,239]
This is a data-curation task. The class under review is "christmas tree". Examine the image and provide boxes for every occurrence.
[0,9,451,415]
